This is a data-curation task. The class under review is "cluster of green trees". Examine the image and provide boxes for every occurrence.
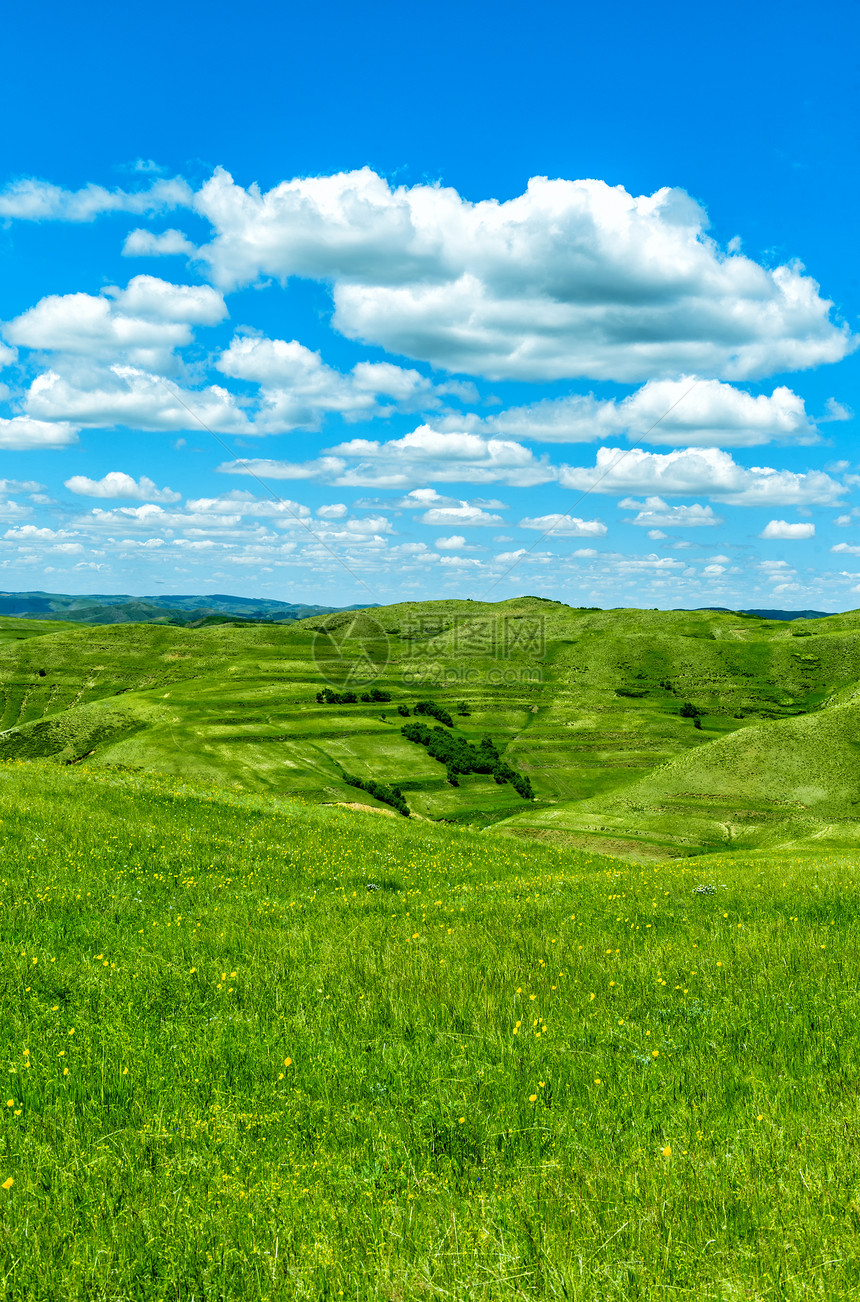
[400,722,534,799]
[680,701,703,729]
[316,686,392,704]
[341,773,410,817]
[413,700,454,727]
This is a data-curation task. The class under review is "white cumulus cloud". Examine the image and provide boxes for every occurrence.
[518,513,607,536]
[469,377,821,447]
[759,520,815,539]
[418,503,506,527]
[221,426,553,488]
[27,366,252,434]
[558,446,843,506]
[64,472,181,503]
[214,334,465,433]
[0,176,192,222]
[620,496,723,527]
[193,166,854,382]
[122,228,197,257]
[0,416,78,449]
[6,275,226,368]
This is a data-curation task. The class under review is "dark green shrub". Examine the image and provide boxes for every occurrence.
[341,772,410,817]
[414,700,454,727]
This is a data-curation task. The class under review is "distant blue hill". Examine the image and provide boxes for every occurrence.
[0,590,374,625]
[694,607,833,621]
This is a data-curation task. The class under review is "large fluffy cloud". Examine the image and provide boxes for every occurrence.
[5,276,226,368]
[193,167,853,382]
[559,446,844,506]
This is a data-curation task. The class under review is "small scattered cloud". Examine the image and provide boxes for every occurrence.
[620,496,723,527]
[821,398,852,423]
[519,513,607,537]
[418,503,505,528]
[759,520,815,540]
[122,228,197,257]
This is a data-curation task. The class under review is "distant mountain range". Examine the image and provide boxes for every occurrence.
[694,607,832,621]
[0,591,373,625]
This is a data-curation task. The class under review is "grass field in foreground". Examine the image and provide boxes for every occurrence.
[1,761,860,1299]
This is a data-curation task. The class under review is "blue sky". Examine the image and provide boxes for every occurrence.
[1,0,858,609]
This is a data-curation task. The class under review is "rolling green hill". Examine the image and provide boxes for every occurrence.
[0,597,858,858]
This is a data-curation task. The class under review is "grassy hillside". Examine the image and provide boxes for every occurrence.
[1,760,859,1298]
[0,599,859,856]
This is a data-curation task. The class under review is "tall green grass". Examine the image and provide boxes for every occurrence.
[0,760,859,1298]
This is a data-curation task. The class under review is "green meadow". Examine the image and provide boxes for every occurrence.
[0,601,859,1297]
